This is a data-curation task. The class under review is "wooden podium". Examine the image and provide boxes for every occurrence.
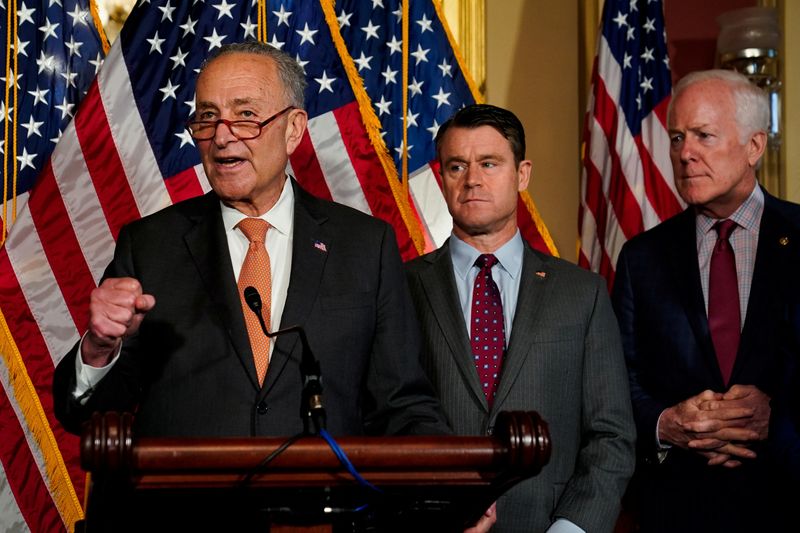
[79,411,550,532]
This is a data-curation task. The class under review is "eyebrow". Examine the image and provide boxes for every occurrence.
[444,153,504,164]
[195,97,260,110]
[669,123,712,132]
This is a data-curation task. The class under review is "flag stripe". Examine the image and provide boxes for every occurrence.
[408,165,451,248]
[307,110,372,214]
[51,125,114,286]
[2,233,77,368]
[591,80,645,238]
[640,101,684,218]
[163,167,205,204]
[74,85,141,240]
[586,117,631,265]
[0,457,31,533]
[99,44,171,218]
[290,132,334,201]
[28,165,94,335]
[0,382,63,533]
[634,131,680,222]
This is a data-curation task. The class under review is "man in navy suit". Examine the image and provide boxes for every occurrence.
[53,42,449,440]
[613,69,800,532]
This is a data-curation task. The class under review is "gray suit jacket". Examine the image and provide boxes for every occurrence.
[406,240,635,533]
[54,179,448,438]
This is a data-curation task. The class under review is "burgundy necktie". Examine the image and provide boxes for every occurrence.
[708,219,740,384]
[470,254,506,407]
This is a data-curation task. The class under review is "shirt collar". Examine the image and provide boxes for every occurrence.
[220,176,295,237]
[449,230,524,280]
[696,185,764,236]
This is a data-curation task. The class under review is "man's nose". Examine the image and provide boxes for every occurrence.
[212,120,238,146]
[679,139,696,163]
[464,164,481,186]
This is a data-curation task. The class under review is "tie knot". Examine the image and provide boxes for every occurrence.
[475,254,499,270]
[237,218,269,243]
[714,219,737,241]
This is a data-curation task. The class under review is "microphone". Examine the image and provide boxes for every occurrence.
[243,286,326,434]
[243,286,268,336]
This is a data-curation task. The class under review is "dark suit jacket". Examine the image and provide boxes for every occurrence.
[612,190,800,532]
[406,240,636,533]
[54,179,448,439]
[769,285,800,521]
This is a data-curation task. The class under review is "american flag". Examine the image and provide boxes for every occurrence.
[0,1,555,530]
[0,0,107,234]
[0,0,107,530]
[578,0,683,287]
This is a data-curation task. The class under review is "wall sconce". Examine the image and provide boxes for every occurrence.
[717,6,781,195]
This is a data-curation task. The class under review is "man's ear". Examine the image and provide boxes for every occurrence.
[285,108,308,156]
[517,160,532,191]
[747,130,767,167]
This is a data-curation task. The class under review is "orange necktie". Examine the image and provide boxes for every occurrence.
[237,218,271,385]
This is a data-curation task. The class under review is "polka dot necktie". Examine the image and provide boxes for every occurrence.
[708,219,740,385]
[237,218,271,386]
[470,254,506,407]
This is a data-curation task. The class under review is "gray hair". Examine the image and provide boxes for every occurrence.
[669,69,769,144]
[200,41,307,109]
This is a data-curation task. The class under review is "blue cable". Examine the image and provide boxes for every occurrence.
[319,429,384,495]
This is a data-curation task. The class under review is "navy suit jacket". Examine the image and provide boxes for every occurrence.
[612,189,800,532]
[54,179,448,438]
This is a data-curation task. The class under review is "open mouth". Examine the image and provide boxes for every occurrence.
[215,156,245,167]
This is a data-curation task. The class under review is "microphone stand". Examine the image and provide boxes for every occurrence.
[243,286,326,434]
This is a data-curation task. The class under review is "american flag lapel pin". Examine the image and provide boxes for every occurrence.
[535,271,547,279]
[314,240,328,253]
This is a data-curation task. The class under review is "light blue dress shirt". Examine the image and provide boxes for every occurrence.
[448,231,524,344]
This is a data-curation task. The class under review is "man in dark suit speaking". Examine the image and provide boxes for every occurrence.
[52,41,448,440]
[406,104,635,532]
[612,69,800,532]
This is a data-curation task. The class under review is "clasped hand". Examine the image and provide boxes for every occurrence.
[659,385,770,468]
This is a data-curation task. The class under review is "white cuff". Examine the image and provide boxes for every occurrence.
[72,333,121,405]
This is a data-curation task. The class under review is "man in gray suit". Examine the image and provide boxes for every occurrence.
[406,104,636,532]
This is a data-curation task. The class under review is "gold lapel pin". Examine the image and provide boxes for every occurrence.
[779,236,790,246]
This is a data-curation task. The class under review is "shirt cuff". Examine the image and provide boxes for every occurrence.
[72,333,121,405]
[655,410,672,463]
[547,518,585,533]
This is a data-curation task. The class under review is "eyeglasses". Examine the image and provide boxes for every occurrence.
[186,105,295,141]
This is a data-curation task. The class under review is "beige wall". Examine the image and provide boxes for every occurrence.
[486,1,580,262]
[784,0,800,202]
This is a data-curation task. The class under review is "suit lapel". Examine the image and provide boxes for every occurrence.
[261,180,330,395]
[492,245,549,411]
[183,193,260,389]
[419,243,487,408]
[668,209,724,386]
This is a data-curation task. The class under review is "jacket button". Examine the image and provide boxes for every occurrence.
[256,401,268,414]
